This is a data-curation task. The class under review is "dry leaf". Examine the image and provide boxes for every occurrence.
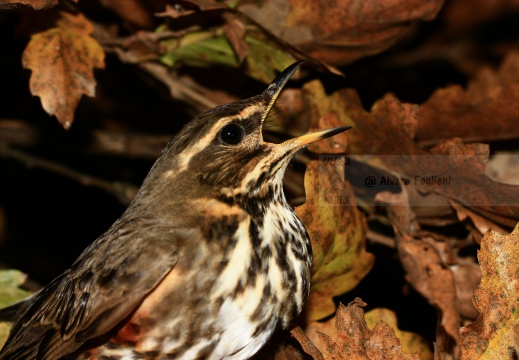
[99,0,153,28]
[318,298,420,360]
[301,80,519,229]
[459,224,519,359]
[365,308,433,360]
[240,0,444,66]
[417,51,519,146]
[22,11,105,129]
[375,189,460,358]
[0,0,58,11]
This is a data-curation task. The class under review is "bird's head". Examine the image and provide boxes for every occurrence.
[136,62,350,212]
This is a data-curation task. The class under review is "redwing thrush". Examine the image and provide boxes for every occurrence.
[0,62,350,360]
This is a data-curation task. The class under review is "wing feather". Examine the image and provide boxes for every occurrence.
[0,219,195,360]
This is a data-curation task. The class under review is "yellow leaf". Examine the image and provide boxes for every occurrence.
[296,159,373,321]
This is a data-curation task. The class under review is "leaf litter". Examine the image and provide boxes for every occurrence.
[2,1,519,359]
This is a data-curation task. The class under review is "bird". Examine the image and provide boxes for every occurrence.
[0,61,350,360]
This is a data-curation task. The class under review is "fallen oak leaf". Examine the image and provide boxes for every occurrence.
[22,11,105,129]
[306,307,433,359]
[375,189,460,358]
[364,308,433,360]
[318,298,420,360]
[417,51,519,146]
[460,224,519,360]
[239,0,444,66]
[301,80,519,229]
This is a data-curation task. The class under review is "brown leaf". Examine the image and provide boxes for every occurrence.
[290,326,324,360]
[450,199,509,236]
[417,51,519,146]
[301,80,519,229]
[441,0,519,34]
[376,189,460,358]
[459,224,519,360]
[318,298,420,360]
[222,12,248,63]
[0,0,58,11]
[365,308,433,360]
[99,0,153,28]
[451,260,481,320]
[239,0,445,66]
[22,11,105,129]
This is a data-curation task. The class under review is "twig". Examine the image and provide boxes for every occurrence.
[0,118,170,160]
[366,229,395,248]
[138,61,220,111]
[0,141,138,205]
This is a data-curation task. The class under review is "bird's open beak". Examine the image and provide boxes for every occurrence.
[262,61,304,123]
[263,61,352,148]
[284,126,351,148]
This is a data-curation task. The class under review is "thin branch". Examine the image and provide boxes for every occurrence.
[0,141,138,205]
[138,61,220,110]
[366,229,396,248]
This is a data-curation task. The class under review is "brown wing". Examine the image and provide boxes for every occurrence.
[0,219,194,360]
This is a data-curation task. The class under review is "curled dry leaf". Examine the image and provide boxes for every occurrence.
[239,0,445,66]
[417,51,519,146]
[22,11,105,129]
[460,224,519,360]
[376,189,460,358]
[318,298,420,360]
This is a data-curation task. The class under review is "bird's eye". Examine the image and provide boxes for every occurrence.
[219,123,245,145]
